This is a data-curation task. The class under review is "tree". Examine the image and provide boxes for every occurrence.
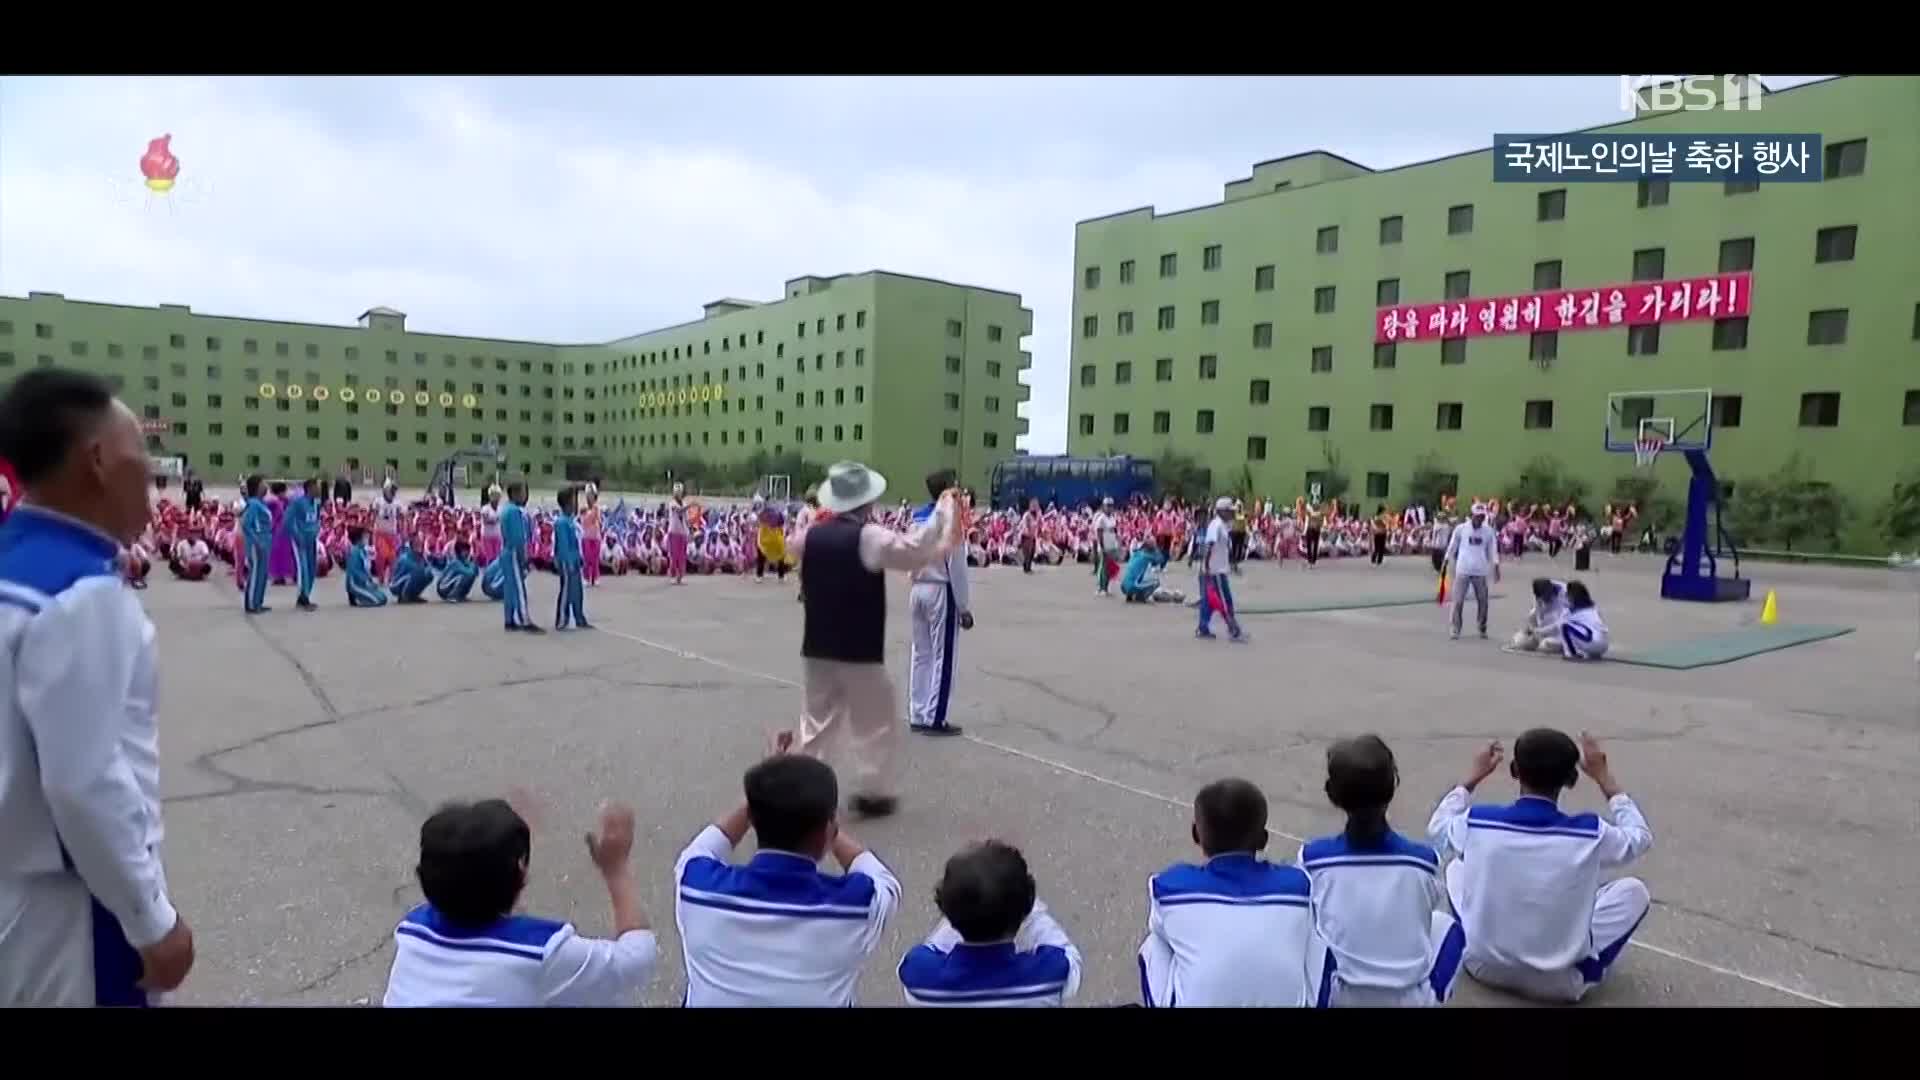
[1874,466,1920,548]
[1502,455,1589,510]
[1405,452,1457,512]
[1152,450,1212,505]
[1726,454,1852,551]
[1314,441,1351,502]
[1609,470,1682,533]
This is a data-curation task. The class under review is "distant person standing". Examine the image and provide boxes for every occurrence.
[1443,502,1502,641]
[182,470,203,514]
[333,466,354,506]
[0,369,195,1005]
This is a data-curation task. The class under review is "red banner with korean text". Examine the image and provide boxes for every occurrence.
[1374,272,1752,344]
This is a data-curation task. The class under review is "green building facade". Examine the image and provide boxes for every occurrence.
[0,270,1031,493]
[1067,75,1920,511]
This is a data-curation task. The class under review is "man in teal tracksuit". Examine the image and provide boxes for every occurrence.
[495,481,542,634]
[240,474,274,614]
[288,477,322,612]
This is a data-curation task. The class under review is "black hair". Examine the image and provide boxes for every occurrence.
[269,480,288,497]
[244,473,265,498]
[934,840,1037,943]
[1532,577,1560,602]
[455,538,471,557]
[1513,728,1581,794]
[1565,580,1595,610]
[1325,736,1399,848]
[507,480,527,498]
[304,476,320,494]
[0,368,117,485]
[414,799,531,928]
[1193,778,1269,856]
[743,754,839,853]
[557,485,578,513]
[1376,503,1386,515]
[348,525,368,544]
[926,468,956,499]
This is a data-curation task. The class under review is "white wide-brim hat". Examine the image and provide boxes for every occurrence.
[819,460,888,513]
[1214,497,1235,511]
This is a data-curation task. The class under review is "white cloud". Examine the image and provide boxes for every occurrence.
[0,75,1835,453]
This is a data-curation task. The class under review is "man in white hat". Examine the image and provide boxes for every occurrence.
[790,461,963,817]
[1442,502,1502,640]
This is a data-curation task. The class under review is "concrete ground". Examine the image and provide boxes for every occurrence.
[146,550,1919,1007]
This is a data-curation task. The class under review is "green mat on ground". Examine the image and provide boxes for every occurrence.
[1233,593,1505,615]
[1609,624,1855,670]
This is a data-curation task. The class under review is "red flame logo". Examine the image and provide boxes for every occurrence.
[140,135,181,190]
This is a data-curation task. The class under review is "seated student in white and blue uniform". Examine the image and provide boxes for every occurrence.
[1137,778,1317,1006]
[1510,577,1569,653]
[674,743,900,1006]
[383,798,657,1007]
[1428,728,1652,1003]
[1300,736,1464,1007]
[897,840,1081,1007]
[343,526,389,607]
[389,538,434,604]
[435,539,480,602]
[1557,581,1610,661]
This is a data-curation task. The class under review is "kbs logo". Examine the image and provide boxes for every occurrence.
[1620,75,1763,115]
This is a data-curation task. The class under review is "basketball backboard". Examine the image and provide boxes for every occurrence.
[1605,387,1713,455]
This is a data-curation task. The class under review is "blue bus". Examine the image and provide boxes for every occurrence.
[989,455,1155,510]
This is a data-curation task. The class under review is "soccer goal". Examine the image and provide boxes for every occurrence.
[762,474,792,502]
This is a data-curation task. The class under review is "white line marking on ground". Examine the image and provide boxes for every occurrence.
[598,623,1845,1007]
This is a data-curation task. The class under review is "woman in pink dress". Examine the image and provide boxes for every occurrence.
[267,481,296,585]
[580,484,604,586]
[665,483,691,584]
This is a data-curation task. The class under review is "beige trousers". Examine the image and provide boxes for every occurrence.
[797,658,900,800]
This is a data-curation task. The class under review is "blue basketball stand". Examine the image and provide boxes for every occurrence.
[1606,390,1750,604]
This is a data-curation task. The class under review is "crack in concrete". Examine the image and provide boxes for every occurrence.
[977,668,1118,742]
[289,934,392,996]
[343,668,611,720]
[1653,896,1920,979]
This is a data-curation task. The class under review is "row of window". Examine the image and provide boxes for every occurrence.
[186,450,566,480]
[1079,228,1868,341]
[1079,140,1871,291]
[1076,303,1870,388]
[1078,390,1918,447]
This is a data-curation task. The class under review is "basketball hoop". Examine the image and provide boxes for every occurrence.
[1633,433,1667,468]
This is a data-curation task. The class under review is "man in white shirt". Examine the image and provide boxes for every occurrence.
[1427,729,1653,1003]
[1194,497,1246,642]
[0,369,195,1006]
[1139,778,1314,1005]
[1443,502,1502,640]
[675,742,900,1006]
[384,798,657,1007]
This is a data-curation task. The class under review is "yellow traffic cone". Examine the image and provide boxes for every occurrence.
[1759,589,1779,626]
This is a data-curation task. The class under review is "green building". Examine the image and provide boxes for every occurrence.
[0,271,1032,493]
[1067,75,1919,511]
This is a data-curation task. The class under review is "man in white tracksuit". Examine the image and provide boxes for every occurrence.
[0,369,195,1006]
[1443,502,1502,640]
[908,469,973,737]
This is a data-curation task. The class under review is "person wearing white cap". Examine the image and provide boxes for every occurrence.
[1194,497,1248,643]
[1442,502,1502,640]
[790,461,964,817]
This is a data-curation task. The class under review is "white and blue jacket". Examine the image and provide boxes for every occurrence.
[383,902,658,1007]
[1300,830,1460,1000]
[0,507,176,1005]
[1138,852,1317,1007]
[897,901,1082,1007]
[674,825,900,1007]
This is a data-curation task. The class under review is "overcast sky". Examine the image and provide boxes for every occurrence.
[0,76,1832,453]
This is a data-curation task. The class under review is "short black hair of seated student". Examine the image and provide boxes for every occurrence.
[269,480,287,496]
[926,468,956,499]
[348,525,368,544]
[1193,777,1268,855]
[1532,577,1560,602]
[1565,580,1594,610]
[935,840,1037,943]
[1513,728,1581,794]
[743,753,839,852]
[244,473,265,497]
[557,485,577,512]
[415,799,531,927]
[1325,735,1398,848]
[0,367,116,486]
